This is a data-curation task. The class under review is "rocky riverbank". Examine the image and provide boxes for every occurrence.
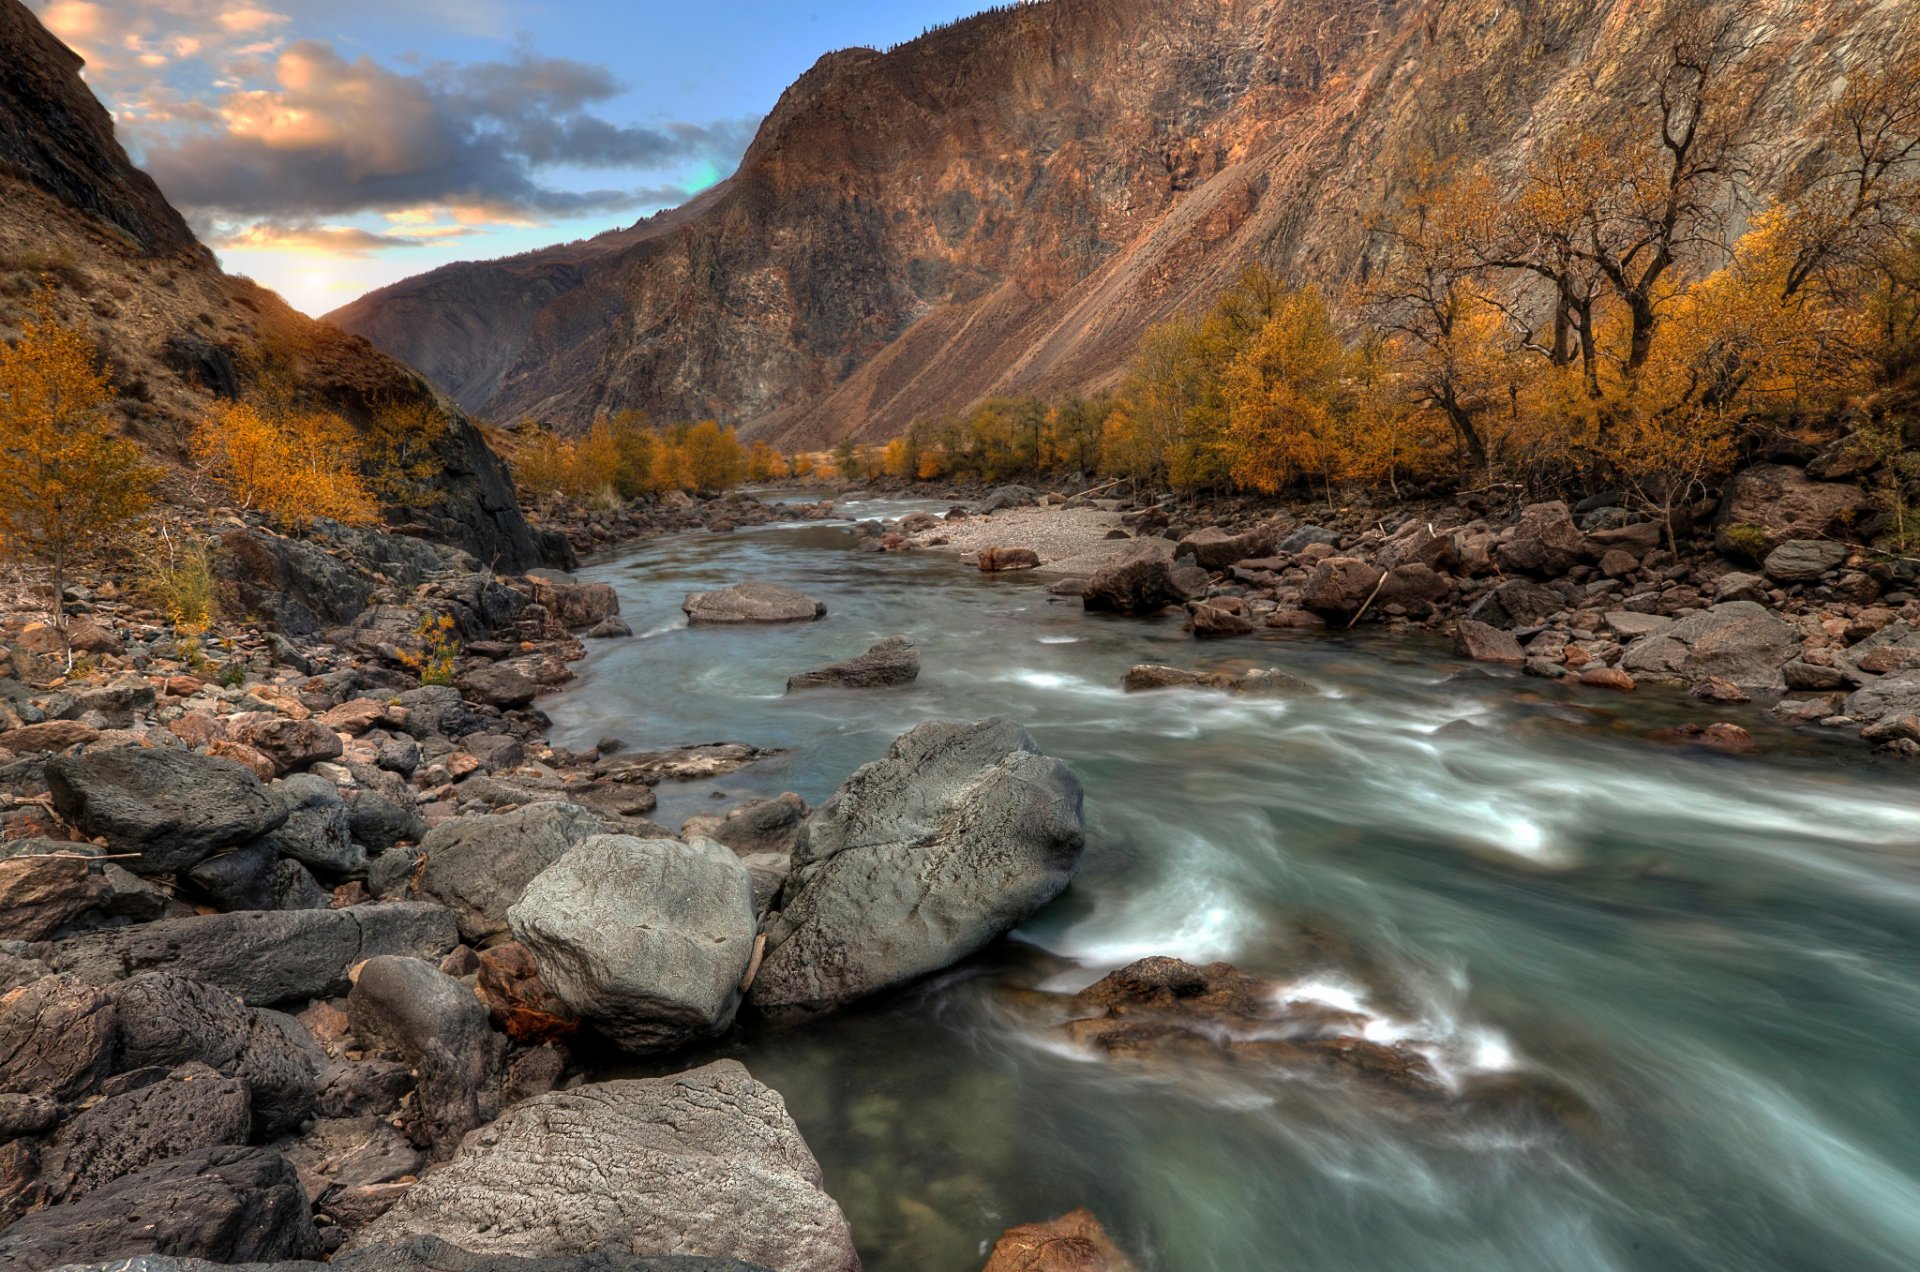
[0,499,1143,1272]
[837,466,1918,758]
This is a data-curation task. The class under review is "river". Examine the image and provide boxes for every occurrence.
[544,496,1920,1272]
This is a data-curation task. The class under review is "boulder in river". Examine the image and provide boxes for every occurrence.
[787,635,920,691]
[750,717,1085,1020]
[1082,540,1179,615]
[509,835,757,1052]
[46,746,289,875]
[352,1061,859,1271]
[683,581,826,624]
[984,1207,1142,1272]
[1453,620,1524,664]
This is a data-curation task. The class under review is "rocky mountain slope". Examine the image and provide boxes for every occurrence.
[0,0,551,570]
[328,0,1915,446]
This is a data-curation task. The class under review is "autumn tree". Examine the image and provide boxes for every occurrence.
[364,393,449,507]
[1221,283,1356,501]
[680,420,746,492]
[0,286,157,625]
[194,398,378,530]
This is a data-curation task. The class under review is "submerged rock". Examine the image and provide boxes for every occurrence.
[984,1207,1142,1272]
[750,717,1085,1020]
[352,1061,858,1271]
[787,635,920,691]
[683,582,826,624]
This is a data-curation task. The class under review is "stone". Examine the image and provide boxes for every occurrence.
[1378,524,1458,573]
[46,746,288,876]
[1579,666,1637,691]
[271,773,362,876]
[40,1061,252,1201]
[1300,557,1383,622]
[1714,464,1869,557]
[0,1092,59,1138]
[107,973,320,1136]
[0,1145,320,1265]
[1276,525,1340,553]
[1187,598,1254,637]
[475,941,579,1044]
[1176,526,1274,570]
[1466,579,1563,629]
[0,719,100,752]
[682,582,826,624]
[348,956,493,1152]
[325,1236,775,1271]
[1453,620,1524,664]
[395,686,483,741]
[352,1062,857,1272]
[1762,539,1848,582]
[1785,660,1851,691]
[983,1207,1141,1272]
[417,803,603,945]
[1604,611,1675,639]
[39,903,459,1007]
[0,974,115,1100]
[1377,562,1450,609]
[183,838,281,912]
[1712,572,1770,603]
[1498,501,1584,576]
[509,836,756,1053]
[0,852,111,941]
[231,716,345,775]
[698,793,810,857]
[460,664,539,709]
[349,787,427,854]
[1081,540,1179,615]
[1597,548,1640,579]
[751,717,1084,1020]
[1844,669,1920,730]
[525,577,620,630]
[1618,602,1800,690]
[787,636,920,691]
[1689,677,1751,704]
[979,546,1042,571]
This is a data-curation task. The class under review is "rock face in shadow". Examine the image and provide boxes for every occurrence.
[750,717,1085,1020]
[352,1062,859,1272]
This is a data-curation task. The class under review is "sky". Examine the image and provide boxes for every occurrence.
[28,0,991,316]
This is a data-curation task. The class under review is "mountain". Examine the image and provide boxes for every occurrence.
[0,0,551,570]
[329,0,1915,447]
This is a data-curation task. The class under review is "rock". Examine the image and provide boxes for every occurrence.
[698,793,810,857]
[524,577,620,630]
[1081,540,1179,615]
[1187,598,1254,637]
[0,974,115,1100]
[1120,665,1309,694]
[1453,620,1524,664]
[459,664,539,709]
[0,1145,319,1265]
[348,956,493,1152]
[474,941,579,1044]
[395,686,483,741]
[1597,548,1641,579]
[978,484,1039,512]
[979,546,1042,572]
[1498,501,1585,576]
[273,773,363,876]
[0,851,112,941]
[1300,557,1383,622]
[1604,611,1675,639]
[286,1114,426,1219]
[787,636,920,691]
[1167,563,1211,600]
[349,788,427,854]
[183,838,281,912]
[1784,660,1851,691]
[1578,666,1637,691]
[40,1061,252,1201]
[1466,579,1563,629]
[1712,572,1770,603]
[682,582,826,624]
[1618,601,1800,690]
[1762,539,1848,582]
[215,528,379,637]
[1844,669,1920,730]
[508,836,756,1053]
[417,803,603,945]
[0,1093,59,1138]
[1377,562,1450,608]
[0,719,100,752]
[983,1207,1141,1272]
[1176,526,1274,570]
[39,903,459,1007]
[751,717,1084,1020]
[107,973,319,1136]
[46,747,289,876]
[1689,677,1752,704]
[1276,525,1340,553]
[586,616,634,639]
[352,1062,857,1271]
[1714,464,1869,557]
[231,716,345,775]
[312,1236,776,1271]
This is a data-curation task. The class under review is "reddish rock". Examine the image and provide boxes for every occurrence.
[168,712,227,748]
[984,1208,1141,1272]
[1689,677,1750,704]
[476,941,580,1044]
[208,740,277,782]
[1579,666,1637,691]
[320,699,389,735]
[1598,548,1640,579]
[1453,620,1523,664]
[230,716,342,775]
[0,853,111,940]
[1300,557,1383,622]
[0,720,100,752]
[1188,598,1253,637]
[979,546,1042,572]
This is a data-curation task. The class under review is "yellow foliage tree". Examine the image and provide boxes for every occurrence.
[1221,284,1356,501]
[364,394,449,507]
[0,286,157,623]
[194,398,378,530]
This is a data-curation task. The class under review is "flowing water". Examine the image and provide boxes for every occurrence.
[546,496,1920,1272]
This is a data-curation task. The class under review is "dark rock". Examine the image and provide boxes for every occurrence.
[1497,501,1584,576]
[682,582,826,624]
[787,636,920,691]
[1714,464,1869,558]
[752,718,1084,1020]
[508,836,755,1053]
[213,528,376,637]
[417,803,602,945]
[1300,557,1383,622]
[39,904,459,1007]
[1466,579,1564,629]
[0,852,111,941]
[459,664,538,709]
[395,686,483,741]
[523,577,620,630]
[695,793,810,857]
[183,838,281,911]
[348,957,493,1153]
[1081,540,1179,615]
[0,1145,320,1265]
[40,1061,251,1201]
[232,717,344,775]
[352,1063,857,1271]
[0,973,115,1100]
[978,484,1038,512]
[1276,525,1340,553]
[1187,598,1254,637]
[1176,526,1274,570]
[47,746,288,876]
[1453,620,1524,664]
[1618,602,1800,690]
[1762,539,1848,582]
[349,788,427,854]
[0,1092,59,1138]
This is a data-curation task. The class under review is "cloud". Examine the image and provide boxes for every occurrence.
[211,219,480,255]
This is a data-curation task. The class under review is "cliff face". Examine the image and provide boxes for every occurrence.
[329,0,1916,446]
[0,0,551,570]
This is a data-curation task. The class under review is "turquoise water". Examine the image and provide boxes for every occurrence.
[547,498,1920,1272]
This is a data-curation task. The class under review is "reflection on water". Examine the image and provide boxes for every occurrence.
[550,498,1920,1272]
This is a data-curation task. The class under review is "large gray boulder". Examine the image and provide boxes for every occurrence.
[1618,601,1801,690]
[0,1145,319,1266]
[352,1062,858,1271]
[46,747,288,876]
[1844,669,1920,728]
[508,837,755,1053]
[416,803,602,944]
[750,717,1084,1020]
[1714,464,1869,557]
[37,904,459,1007]
[682,582,826,624]
[786,636,919,691]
